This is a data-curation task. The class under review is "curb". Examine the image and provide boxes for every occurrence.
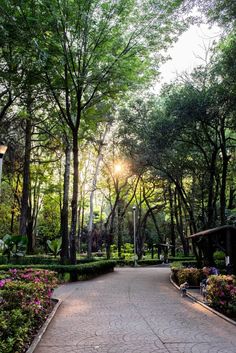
[26,298,62,353]
[169,274,236,327]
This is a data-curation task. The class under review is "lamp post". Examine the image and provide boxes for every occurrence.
[0,144,7,196]
[132,205,137,267]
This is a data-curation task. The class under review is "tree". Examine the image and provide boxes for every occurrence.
[14,0,184,263]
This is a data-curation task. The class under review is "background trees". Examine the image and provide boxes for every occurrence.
[0,0,236,261]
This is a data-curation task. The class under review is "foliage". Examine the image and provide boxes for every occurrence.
[1,234,28,262]
[116,259,163,266]
[0,269,58,353]
[206,275,236,316]
[170,261,184,269]
[47,239,62,258]
[0,260,116,281]
[173,268,204,286]
[1,0,236,262]
[213,250,226,269]
[111,243,135,260]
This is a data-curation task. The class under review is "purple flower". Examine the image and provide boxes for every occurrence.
[0,279,6,288]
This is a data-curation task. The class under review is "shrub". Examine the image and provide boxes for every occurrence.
[206,275,236,316]
[116,259,162,267]
[0,269,58,353]
[0,260,116,281]
[174,268,204,286]
[170,261,184,270]
[213,250,225,269]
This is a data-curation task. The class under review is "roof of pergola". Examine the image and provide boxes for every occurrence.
[187,225,236,239]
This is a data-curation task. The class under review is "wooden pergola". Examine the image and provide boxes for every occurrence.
[187,225,236,273]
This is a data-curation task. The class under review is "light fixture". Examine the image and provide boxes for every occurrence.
[0,145,7,157]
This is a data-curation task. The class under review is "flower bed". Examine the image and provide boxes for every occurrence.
[206,275,236,318]
[0,268,58,353]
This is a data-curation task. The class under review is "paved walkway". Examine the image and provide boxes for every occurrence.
[35,267,236,353]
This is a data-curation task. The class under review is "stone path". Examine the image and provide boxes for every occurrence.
[35,267,236,353]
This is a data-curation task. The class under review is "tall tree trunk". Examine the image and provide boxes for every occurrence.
[27,177,41,253]
[220,121,230,225]
[10,174,20,233]
[69,130,79,264]
[117,200,123,259]
[19,95,32,252]
[174,189,189,256]
[169,175,197,233]
[228,186,235,209]
[207,149,217,228]
[88,124,110,258]
[60,144,71,264]
[169,184,175,256]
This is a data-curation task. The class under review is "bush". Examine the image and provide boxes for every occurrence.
[0,260,116,281]
[0,254,98,265]
[168,256,196,262]
[172,268,204,286]
[213,251,226,269]
[0,269,58,353]
[206,275,236,316]
[116,259,162,266]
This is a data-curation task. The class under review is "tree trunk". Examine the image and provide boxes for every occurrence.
[228,186,235,209]
[60,144,71,264]
[169,184,175,256]
[69,130,79,264]
[19,96,32,252]
[88,124,110,258]
[174,189,189,256]
[220,121,230,225]
[170,175,197,233]
[207,149,217,228]
[117,200,123,259]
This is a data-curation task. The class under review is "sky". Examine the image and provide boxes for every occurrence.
[154,23,222,91]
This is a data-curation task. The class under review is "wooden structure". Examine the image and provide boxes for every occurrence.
[188,225,236,273]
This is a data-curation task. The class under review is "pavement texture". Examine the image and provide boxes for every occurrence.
[34,267,236,353]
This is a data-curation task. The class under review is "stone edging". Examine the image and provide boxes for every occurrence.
[26,298,62,353]
[169,274,236,327]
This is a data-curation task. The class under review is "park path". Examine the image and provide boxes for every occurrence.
[35,267,236,353]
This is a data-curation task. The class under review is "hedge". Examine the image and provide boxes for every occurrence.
[0,255,97,265]
[171,267,204,286]
[0,260,116,281]
[116,259,163,266]
[168,256,196,262]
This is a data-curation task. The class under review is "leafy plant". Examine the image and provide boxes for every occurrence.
[213,250,225,269]
[47,239,62,258]
[2,234,28,262]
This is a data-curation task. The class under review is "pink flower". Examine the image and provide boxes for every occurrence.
[34,299,41,306]
[0,279,6,288]
[9,268,17,275]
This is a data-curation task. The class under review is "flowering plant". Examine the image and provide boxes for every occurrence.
[0,268,58,353]
[206,275,236,316]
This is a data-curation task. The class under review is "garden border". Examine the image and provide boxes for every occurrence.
[169,274,236,327]
[26,298,62,353]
